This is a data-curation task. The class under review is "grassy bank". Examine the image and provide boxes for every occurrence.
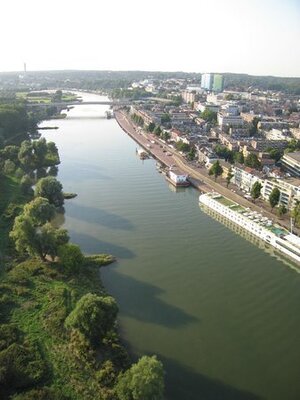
[0,255,130,400]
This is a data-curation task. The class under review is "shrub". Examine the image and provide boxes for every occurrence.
[58,243,84,273]
[0,342,47,388]
[65,293,118,344]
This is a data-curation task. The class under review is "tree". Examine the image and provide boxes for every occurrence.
[200,108,217,124]
[65,293,118,344]
[268,148,283,162]
[18,140,35,171]
[9,215,36,258]
[153,126,162,136]
[245,153,261,169]
[10,216,68,261]
[147,122,156,133]
[1,145,20,163]
[277,204,287,218]
[116,355,164,400]
[291,200,300,227]
[269,187,280,210]
[23,197,55,226]
[234,151,244,164]
[33,138,48,168]
[37,223,69,260]
[58,243,84,273]
[3,159,16,175]
[226,167,234,188]
[250,181,262,202]
[175,140,190,153]
[34,176,64,207]
[160,113,170,124]
[20,175,33,195]
[209,160,223,181]
[249,117,260,135]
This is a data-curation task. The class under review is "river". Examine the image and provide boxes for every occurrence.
[40,93,300,400]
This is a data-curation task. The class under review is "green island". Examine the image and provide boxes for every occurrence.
[0,94,164,399]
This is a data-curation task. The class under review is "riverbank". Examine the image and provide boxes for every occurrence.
[114,110,299,237]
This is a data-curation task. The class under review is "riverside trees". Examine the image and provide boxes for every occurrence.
[209,160,223,181]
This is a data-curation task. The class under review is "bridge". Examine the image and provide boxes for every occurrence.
[26,100,130,108]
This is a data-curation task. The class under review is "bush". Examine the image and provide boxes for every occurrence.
[0,342,47,389]
[0,324,19,351]
[12,387,68,400]
[116,355,164,400]
[58,243,84,273]
[65,293,118,344]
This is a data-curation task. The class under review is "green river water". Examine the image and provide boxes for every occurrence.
[41,94,300,400]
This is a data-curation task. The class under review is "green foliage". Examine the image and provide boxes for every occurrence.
[34,176,64,207]
[18,139,60,172]
[160,113,171,124]
[0,342,47,389]
[234,151,244,164]
[267,148,283,162]
[175,140,190,153]
[131,113,144,127]
[58,243,84,273]
[187,146,196,161]
[65,293,118,344]
[245,153,261,169]
[249,117,260,135]
[200,108,217,124]
[10,215,69,260]
[208,160,223,181]
[3,159,16,175]
[12,387,68,400]
[147,122,156,132]
[291,200,300,227]
[0,145,20,163]
[251,181,262,202]
[284,139,300,154]
[269,187,280,210]
[160,130,170,141]
[23,197,55,226]
[0,324,19,351]
[153,126,162,136]
[116,355,164,400]
[20,175,33,195]
[214,144,234,163]
[0,104,30,139]
[226,167,234,188]
[277,204,287,218]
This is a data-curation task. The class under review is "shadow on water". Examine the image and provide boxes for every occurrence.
[158,354,263,400]
[69,232,135,259]
[66,202,135,231]
[61,163,111,181]
[103,267,198,328]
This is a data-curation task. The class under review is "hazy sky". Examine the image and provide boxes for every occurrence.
[1,0,300,76]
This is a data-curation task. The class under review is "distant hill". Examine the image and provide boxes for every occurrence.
[222,73,300,94]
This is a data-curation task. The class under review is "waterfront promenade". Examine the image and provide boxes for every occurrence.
[114,110,299,235]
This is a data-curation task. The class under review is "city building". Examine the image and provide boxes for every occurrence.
[212,74,224,92]
[262,177,300,209]
[281,152,300,177]
[231,165,264,193]
[201,73,213,91]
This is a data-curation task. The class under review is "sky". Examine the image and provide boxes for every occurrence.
[1,0,300,77]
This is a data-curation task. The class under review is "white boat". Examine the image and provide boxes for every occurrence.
[199,192,300,264]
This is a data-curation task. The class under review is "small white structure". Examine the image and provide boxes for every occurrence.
[168,168,190,186]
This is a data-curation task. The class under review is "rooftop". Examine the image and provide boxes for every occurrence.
[284,151,300,163]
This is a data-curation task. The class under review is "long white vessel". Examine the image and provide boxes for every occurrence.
[199,192,300,264]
